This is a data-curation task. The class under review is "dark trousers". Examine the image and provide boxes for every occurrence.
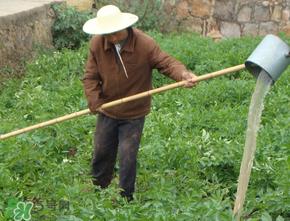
[91,113,145,199]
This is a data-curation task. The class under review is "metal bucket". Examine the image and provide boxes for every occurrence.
[245,34,290,82]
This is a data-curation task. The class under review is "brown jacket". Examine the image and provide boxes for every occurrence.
[83,28,187,119]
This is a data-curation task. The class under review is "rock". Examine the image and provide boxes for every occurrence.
[169,0,176,6]
[214,0,236,20]
[254,4,270,21]
[190,0,212,18]
[220,22,241,37]
[282,10,290,21]
[259,21,279,35]
[239,0,253,5]
[238,6,252,22]
[243,23,259,36]
[176,1,189,19]
[178,16,203,33]
[207,29,223,41]
[66,0,93,11]
[0,3,57,70]
[262,1,270,7]
[271,5,282,21]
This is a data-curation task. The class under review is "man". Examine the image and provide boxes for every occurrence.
[82,5,197,201]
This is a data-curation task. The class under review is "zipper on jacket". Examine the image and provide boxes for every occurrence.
[114,43,128,79]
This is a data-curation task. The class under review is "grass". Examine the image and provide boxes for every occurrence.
[0,32,289,221]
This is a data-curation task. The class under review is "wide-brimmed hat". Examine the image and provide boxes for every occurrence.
[83,5,139,35]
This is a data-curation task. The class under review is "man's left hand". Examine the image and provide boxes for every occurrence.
[182,71,198,88]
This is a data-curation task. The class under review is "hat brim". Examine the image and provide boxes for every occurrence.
[83,13,138,35]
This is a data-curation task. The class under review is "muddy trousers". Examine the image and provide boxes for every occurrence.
[91,113,145,200]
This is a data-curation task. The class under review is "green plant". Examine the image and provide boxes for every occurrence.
[51,4,92,50]
[0,33,289,220]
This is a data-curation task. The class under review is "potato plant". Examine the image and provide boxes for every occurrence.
[0,33,289,221]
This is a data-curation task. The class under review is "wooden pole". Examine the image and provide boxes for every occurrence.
[0,64,245,140]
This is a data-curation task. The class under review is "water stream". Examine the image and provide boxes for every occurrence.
[234,70,273,219]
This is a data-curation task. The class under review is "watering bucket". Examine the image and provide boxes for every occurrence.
[245,34,290,82]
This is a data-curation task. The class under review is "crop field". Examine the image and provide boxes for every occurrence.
[0,32,289,220]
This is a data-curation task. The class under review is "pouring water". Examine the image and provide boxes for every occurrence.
[234,34,290,220]
[233,70,272,219]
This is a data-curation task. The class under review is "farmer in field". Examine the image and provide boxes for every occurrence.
[82,4,197,201]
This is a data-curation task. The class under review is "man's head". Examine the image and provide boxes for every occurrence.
[103,29,128,44]
[83,5,138,35]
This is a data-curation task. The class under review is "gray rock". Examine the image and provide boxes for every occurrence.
[214,0,236,21]
[259,21,279,35]
[243,23,259,36]
[254,4,270,21]
[238,6,252,22]
[221,21,241,37]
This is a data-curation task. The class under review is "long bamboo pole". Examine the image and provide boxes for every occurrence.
[0,64,245,140]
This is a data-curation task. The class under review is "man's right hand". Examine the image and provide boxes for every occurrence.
[181,71,198,88]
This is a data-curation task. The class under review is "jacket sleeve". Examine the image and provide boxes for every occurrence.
[149,41,187,82]
[82,45,103,113]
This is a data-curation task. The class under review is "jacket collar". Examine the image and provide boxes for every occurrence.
[104,28,135,53]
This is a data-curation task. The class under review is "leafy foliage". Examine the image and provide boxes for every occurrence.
[51,4,92,50]
[0,33,289,220]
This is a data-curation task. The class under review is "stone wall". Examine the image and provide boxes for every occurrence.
[162,0,290,39]
[94,0,290,39]
[0,4,57,72]
[66,0,93,11]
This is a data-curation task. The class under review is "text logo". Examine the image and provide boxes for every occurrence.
[13,202,33,221]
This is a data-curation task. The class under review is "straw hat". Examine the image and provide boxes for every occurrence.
[83,5,139,35]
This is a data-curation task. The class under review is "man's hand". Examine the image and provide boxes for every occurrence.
[88,103,98,114]
[88,100,101,115]
[181,71,198,88]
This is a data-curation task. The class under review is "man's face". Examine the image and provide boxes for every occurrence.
[103,29,128,44]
